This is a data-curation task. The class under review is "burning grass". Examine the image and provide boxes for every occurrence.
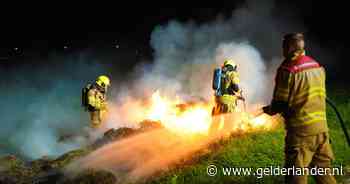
[0,91,290,184]
[125,90,279,136]
[62,90,282,183]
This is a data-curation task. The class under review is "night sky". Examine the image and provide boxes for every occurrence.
[0,1,349,81]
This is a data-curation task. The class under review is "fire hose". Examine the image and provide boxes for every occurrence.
[254,97,350,147]
[326,98,350,147]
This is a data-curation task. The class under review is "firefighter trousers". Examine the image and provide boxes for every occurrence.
[284,132,336,184]
[90,110,103,128]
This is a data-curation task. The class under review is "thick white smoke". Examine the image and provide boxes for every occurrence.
[215,42,268,104]
[0,55,111,159]
[105,3,290,129]
[2,1,334,163]
[76,1,308,182]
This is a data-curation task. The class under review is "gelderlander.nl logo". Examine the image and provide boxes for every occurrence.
[207,165,344,179]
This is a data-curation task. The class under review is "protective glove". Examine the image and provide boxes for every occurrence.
[262,105,278,116]
[262,105,270,114]
[101,101,108,111]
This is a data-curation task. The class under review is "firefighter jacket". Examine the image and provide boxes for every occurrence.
[212,70,241,115]
[87,84,107,111]
[217,70,241,104]
[266,53,328,136]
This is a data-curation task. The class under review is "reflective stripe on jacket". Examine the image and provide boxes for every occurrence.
[87,87,107,111]
[220,70,240,98]
[273,55,328,135]
[213,71,240,115]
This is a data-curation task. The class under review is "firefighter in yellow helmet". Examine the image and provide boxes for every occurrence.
[262,33,336,184]
[210,59,244,135]
[82,75,111,128]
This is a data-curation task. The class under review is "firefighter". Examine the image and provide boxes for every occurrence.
[262,33,336,184]
[210,59,244,135]
[83,75,110,128]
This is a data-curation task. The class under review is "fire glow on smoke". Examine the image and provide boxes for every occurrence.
[145,91,212,134]
[138,90,275,135]
[67,91,280,182]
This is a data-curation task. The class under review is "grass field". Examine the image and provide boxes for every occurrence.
[0,87,348,184]
[145,87,350,184]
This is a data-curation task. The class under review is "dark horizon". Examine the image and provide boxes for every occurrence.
[0,2,349,82]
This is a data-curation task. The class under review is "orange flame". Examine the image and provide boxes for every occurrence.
[132,90,277,135]
[145,91,212,135]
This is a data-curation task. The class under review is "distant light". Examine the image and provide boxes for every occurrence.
[115,45,119,49]
[64,46,68,49]
[14,47,19,51]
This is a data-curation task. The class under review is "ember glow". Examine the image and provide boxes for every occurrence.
[238,112,276,132]
[251,113,274,128]
[131,90,276,136]
[71,91,280,182]
[145,91,212,135]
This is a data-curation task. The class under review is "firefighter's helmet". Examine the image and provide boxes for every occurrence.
[223,59,238,72]
[96,75,111,88]
[223,59,237,68]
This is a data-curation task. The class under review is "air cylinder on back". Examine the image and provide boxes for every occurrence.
[212,68,222,96]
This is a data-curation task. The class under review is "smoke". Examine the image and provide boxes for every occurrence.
[0,54,111,159]
[66,129,214,182]
[69,0,309,181]
[141,2,301,102]
[105,0,295,130]
[0,3,336,175]
[214,42,268,104]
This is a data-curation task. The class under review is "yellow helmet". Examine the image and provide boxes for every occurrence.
[223,59,237,68]
[96,75,111,88]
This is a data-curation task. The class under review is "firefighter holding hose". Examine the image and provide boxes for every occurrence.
[210,59,244,135]
[262,33,336,184]
[82,75,111,128]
